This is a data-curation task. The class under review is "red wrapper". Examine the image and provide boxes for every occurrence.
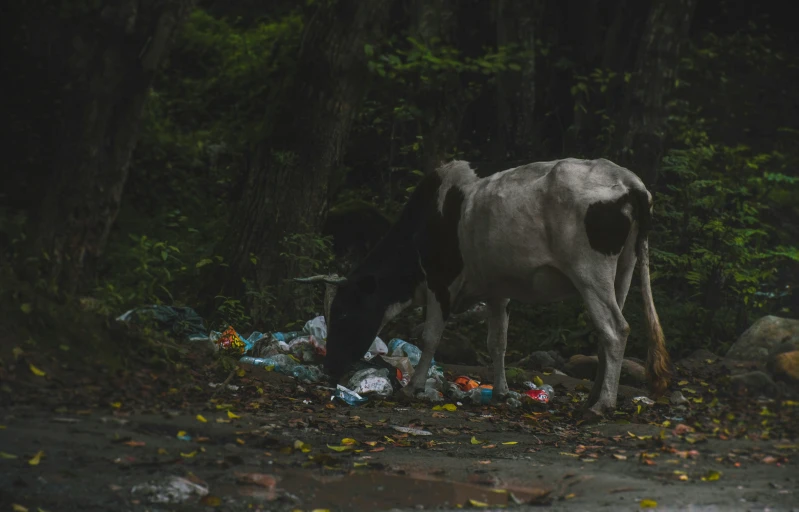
[524,388,550,404]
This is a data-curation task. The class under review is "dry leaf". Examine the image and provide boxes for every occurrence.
[470,436,485,445]
[640,499,658,508]
[196,414,208,423]
[227,410,241,419]
[29,364,46,377]
[28,451,44,466]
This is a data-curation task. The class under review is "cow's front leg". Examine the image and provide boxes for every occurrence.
[401,289,446,398]
[487,298,510,400]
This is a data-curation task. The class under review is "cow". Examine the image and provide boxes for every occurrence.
[297,158,670,415]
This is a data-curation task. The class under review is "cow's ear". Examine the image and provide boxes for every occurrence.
[355,275,377,295]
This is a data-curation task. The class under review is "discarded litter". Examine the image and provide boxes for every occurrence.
[379,355,414,386]
[455,376,480,391]
[392,426,433,436]
[348,368,393,397]
[524,388,550,404]
[130,475,209,504]
[238,355,324,383]
[388,338,424,366]
[116,305,208,342]
[633,396,655,406]
[364,337,388,361]
[333,384,369,406]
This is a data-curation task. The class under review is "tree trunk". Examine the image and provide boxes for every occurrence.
[205,0,392,325]
[491,0,538,160]
[412,0,465,174]
[620,0,697,187]
[5,0,196,296]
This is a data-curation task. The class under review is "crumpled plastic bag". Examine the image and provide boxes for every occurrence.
[379,355,414,387]
[347,367,394,398]
[387,338,421,366]
[131,475,209,504]
[363,337,388,361]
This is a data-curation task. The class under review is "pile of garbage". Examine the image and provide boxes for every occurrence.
[116,305,555,407]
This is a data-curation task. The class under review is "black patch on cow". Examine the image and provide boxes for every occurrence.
[584,192,633,256]
[323,171,445,380]
[417,185,466,319]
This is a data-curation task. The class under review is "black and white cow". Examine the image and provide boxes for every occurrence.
[298,158,670,414]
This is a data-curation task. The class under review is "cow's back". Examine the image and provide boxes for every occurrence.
[457,158,643,293]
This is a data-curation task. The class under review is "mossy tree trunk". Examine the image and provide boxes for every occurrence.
[204,0,393,326]
[620,0,697,187]
[4,0,195,296]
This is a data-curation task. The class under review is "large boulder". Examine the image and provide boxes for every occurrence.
[563,354,647,387]
[726,316,799,362]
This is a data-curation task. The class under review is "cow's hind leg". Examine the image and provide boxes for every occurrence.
[576,275,631,414]
[487,298,510,400]
[400,289,446,398]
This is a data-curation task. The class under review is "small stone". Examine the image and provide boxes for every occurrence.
[670,390,689,405]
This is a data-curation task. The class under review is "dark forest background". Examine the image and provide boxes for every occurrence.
[2,0,797,365]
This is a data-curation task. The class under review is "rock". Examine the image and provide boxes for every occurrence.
[562,354,646,386]
[670,390,689,405]
[523,350,566,371]
[729,371,778,397]
[563,354,598,380]
[771,351,799,383]
[726,316,799,362]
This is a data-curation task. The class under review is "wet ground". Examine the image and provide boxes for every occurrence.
[1,359,797,511]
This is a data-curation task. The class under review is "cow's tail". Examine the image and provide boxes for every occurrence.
[633,188,671,398]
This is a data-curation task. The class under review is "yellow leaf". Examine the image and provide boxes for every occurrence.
[364,441,378,446]
[341,438,357,445]
[110,402,122,409]
[560,452,579,457]
[180,451,197,458]
[677,380,688,386]
[353,462,368,468]
[196,414,208,423]
[311,509,331,512]
[177,430,187,438]
[701,470,721,481]
[29,364,46,377]
[12,347,24,359]
[470,436,485,445]
[640,499,658,508]
[294,440,312,453]
[28,450,44,466]
[533,376,544,387]
[431,403,457,412]
[501,441,518,445]
[327,445,351,452]
[468,499,489,507]
[227,410,240,419]
[236,368,246,377]
[1,451,17,459]
[236,438,245,445]
[564,493,576,500]
[157,448,168,455]
[12,505,28,512]
[20,303,32,314]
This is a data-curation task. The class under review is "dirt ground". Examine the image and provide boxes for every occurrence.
[1,358,797,512]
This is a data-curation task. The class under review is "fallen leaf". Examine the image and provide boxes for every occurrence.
[227,410,241,419]
[468,499,489,507]
[501,441,518,445]
[477,460,491,464]
[341,438,358,445]
[482,444,496,449]
[369,447,385,453]
[29,364,46,377]
[1,452,18,459]
[110,402,122,409]
[196,414,208,423]
[157,448,168,455]
[200,496,221,506]
[640,499,658,508]
[564,493,576,500]
[327,445,352,452]
[613,454,627,460]
[180,451,197,458]
[471,436,485,445]
[236,438,245,445]
[12,505,28,512]
[533,376,544,387]
[12,347,24,359]
[123,441,145,447]
[701,470,721,481]
[432,403,457,412]
[294,440,312,453]
[28,451,44,466]
[677,380,688,386]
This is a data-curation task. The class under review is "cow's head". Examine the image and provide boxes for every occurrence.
[294,273,385,383]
